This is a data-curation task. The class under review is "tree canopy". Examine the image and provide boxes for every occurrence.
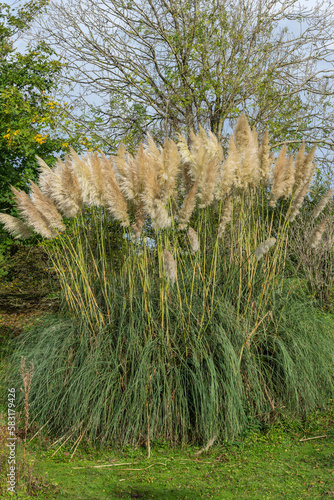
[35,0,333,163]
[0,1,106,252]
[0,2,62,214]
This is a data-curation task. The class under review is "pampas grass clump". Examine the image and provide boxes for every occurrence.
[2,113,334,448]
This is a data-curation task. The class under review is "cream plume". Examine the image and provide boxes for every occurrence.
[216,137,239,198]
[288,181,310,222]
[0,214,33,239]
[282,156,295,198]
[146,135,180,204]
[35,156,53,198]
[198,128,221,207]
[188,227,199,253]
[269,145,288,207]
[312,189,333,219]
[30,182,65,231]
[293,144,316,193]
[100,154,130,227]
[288,147,317,221]
[37,153,83,217]
[254,237,276,260]
[140,147,166,228]
[120,144,148,203]
[163,249,177,285]
[178,181,198,230]
[233,113,260,188]
[113,142,127,178]
[258,130,272,186]
[86,152,106,206]
[293,142,306,190]
[218,197,233,238]
[151,199,172,229]
[309,219,327,249]
[67,149,92,205]
[131,203,145,240]
[178,127,219,208]
[303,145,317,181]
[11,187,57,238]
[177,133,195,168]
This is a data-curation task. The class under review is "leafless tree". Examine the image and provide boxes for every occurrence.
[34,0,333,162]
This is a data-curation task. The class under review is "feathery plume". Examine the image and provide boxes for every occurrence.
[178,128,219,207]
[100,154,130,227]
[254,237,276,260]
[207,130,224,163]
[86,152,106,206]
[131,204,145,240]
[124,144,148,203]
[216,137,239,198]
[38,153,83,217]
[128,138,177,229]
[258,130,272,186]
[293,144,316,193]
[269,145,288,207]
[282,156,295,198]
[198,128,221,207]
[233,113,260,188]
[252,127,259,146]
[293,142,306,190]
[67,149,92,205]
[151,199,172,229]
[35,156,53,197]
[0,214,32,239]
[178,181,198,230]
[288,181,310,222]
[11,187,57,238]
[162,138,181,199]
[234,113,251,154]
[188,227,199,253]
[140,154,165,226]
[312,189,333,219]
[163,249,177,285]
[58,158,83,217]
[218,197,233,238]
[198,155,219,208]
[146,136,180,203]
[177,133,195,168]
[113,142,127,178]
[30,182,66,231]
[303,145,317,180]
[309,219,327,249]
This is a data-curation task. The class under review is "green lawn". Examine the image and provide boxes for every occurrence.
[1,405,333,500]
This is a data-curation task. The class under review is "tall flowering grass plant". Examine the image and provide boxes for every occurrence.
[3,114,334,447]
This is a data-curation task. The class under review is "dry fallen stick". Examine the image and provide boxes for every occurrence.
[194,436,217,456]
[179,460,213,464]
[73,462,167,470]
[120,463,167,471]
[51,431,75,457]
[72,463,133,469]
[299,435,327,442]
[29,417,52,443]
